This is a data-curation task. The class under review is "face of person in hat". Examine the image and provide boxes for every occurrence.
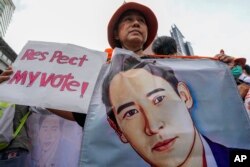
[108,2,158,54]
[114,10,148,53]
[108,68,203,167]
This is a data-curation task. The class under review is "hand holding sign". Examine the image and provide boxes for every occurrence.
[0,67,13,84]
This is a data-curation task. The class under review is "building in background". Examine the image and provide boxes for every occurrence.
[170,24,194,56]
[0,37,16,68]
[185,41,194,56]
[0,0,15,37]
[0,0,17,69]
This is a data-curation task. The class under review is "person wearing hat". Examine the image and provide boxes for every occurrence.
[215,49,246,68]
[215,49,246,71]
[71,1,158,127]
[214,50,250,99]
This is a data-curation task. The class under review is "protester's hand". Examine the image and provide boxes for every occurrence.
[238,83,250,99]
[214,53,235,68]
[214,53,234,63]
[0,66,13,84]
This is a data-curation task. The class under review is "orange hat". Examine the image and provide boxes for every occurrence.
[234,57,246,67]
[108,2,158,50]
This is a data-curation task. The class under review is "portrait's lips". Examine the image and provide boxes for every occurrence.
[152,137,178,152]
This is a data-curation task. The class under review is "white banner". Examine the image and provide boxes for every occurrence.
[0,41,106,113]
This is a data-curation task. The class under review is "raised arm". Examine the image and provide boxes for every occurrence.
[47,108,75,121]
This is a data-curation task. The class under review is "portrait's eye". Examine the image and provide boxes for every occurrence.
[153,95,165,105]
[123,109,139,118]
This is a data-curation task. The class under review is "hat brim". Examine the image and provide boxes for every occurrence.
[108,2,158,50]
[235,57,246,67]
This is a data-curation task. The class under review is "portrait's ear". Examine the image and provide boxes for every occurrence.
[107,117,128,143]
[177,82,193,109]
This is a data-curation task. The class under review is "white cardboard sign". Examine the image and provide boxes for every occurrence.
[0,41,106,113]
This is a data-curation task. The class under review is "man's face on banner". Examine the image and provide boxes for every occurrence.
[109,68,195,167]
[39,116,61,151]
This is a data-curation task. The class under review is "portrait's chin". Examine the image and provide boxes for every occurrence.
[150,155,186,167]
[148,142,191,167]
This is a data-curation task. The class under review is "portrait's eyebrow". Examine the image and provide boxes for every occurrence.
[117,102,135,114]
[146,88,165,97]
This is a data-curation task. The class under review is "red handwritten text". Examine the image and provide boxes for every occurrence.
[21,49,49,61]
[8,70,89,97]
[49,51,88,67]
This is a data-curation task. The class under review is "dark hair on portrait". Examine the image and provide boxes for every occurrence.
[102,54,179,127]
[152,36,177,55]
[0,69,3,75]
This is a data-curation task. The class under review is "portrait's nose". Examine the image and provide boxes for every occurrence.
[143,106,164,136]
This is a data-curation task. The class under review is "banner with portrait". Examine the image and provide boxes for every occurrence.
[26,108,83,167]
[80,48,250,167]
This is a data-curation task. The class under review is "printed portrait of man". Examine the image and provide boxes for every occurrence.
[26,112,81,167]
[102,53,249,167]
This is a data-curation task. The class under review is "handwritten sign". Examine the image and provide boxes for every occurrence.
[0,41,106,113]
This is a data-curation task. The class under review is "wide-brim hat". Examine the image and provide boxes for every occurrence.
[108,2,158,50]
